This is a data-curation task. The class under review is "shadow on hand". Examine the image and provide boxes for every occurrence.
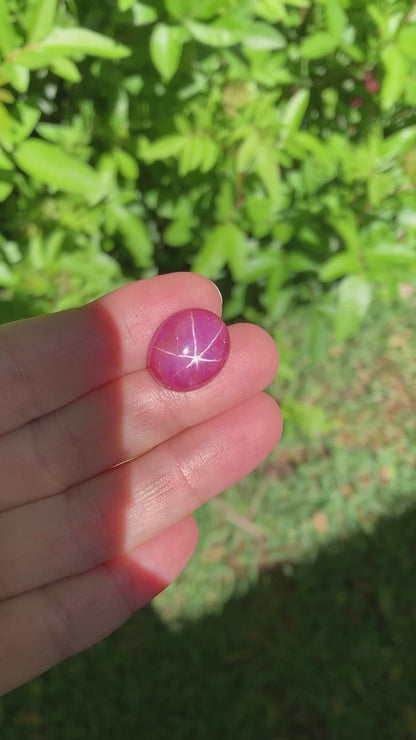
[2,504,416,740]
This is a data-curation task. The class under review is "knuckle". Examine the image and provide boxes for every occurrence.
[63,488,106,567]
[28,409,85,496]
[0,330,39,430]
[27,419,64,494]
[103,560,138,618]
[166,443,204,509]
[40,583,78,662]
[52,410,85,486]
[130,378,186,440]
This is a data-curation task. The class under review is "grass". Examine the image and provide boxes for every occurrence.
[1,291,416,739]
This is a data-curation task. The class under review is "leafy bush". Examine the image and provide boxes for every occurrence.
[0,0,415,342]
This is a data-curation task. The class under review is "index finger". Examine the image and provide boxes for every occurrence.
[0,273,223,436]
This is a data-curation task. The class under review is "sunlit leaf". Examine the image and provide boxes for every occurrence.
[398,24,416,60]
[118,0,136,10]
[192,224,235,277]
[150,24,185,81]
[139,135,185,161]
[108,204,153,267]
[1,63,29,92]
[0,0,19,57]
[335,275,373,342]
[320,253,361,282]
[0,262,17,287]
[185,18,244,47]
[325,0,348,42]
[26,0,58,42]
[300,32,338,59]
[131,3,158,25]
[255,145,280,200]
[282,89,310,134]
[14,139,100,195]
[242,22,286,51]
[365,244,416,268]
[40,27,130,59]
[381,45,408,110]
[51,57,81,82]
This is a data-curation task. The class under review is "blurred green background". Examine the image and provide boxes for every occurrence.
[1,0,416,737]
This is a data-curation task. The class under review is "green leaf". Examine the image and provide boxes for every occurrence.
[237,252,280,282]
[164,220,193,247]
[0,0,19,57]
[255,145,280,200]
[109,204,153,267]
[335,275,373,342]
[40,27,130,59]
[282,89,310,134]
[192,224,233,277]
[166,0,224,20]
[114,149,139,179]
[364,244,416,269]
[398,24,416,60]
[14,139,100,196]
[131,2,158,25]
[118,0,136,9]
[26,0,58,42]
[0,88,14,104]
[367,172,392,207]
[223,224,248,281]
[242,22,286,51]
[139,134,185,162]
[10,102,41,146]
[199,137,219,173]
[320,253,361,282]
[300,32,338,59]
[0,148,13,202]
[51,57,81,82]
[9,49,60,70]
[0,102,12,149]
[325,0,347,42]
[0,262,17,287]
[236,132,258,172]
[178,136,205,175]
[381,45,408,110]
[1,63,30,92]
[185,18,243,47]
[328,212,360,255]
[285,252,318,273]
[150,24,185,82]
[382,126,416,160]
[0,178,14,203]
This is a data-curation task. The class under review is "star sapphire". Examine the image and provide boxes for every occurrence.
[147,308,230,391]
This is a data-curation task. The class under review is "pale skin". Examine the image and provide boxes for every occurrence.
[0,272,282,695]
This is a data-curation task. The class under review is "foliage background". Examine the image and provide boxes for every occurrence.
[1,0,415,343]
[1,0,416,736]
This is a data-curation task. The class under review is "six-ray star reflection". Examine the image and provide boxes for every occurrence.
[154,312,224,377]
[147,307,231,391]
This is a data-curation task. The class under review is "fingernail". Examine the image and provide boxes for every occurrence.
[210,281,223,305]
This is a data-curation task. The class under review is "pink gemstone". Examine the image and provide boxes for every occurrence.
[147,308,230,392]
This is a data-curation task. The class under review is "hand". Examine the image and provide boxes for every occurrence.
[0,272,282,694]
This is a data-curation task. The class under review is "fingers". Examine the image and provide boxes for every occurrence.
[0,516,199,696]
[0,393,282,601]
[0,323,279,510]
[0,273,222,436]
